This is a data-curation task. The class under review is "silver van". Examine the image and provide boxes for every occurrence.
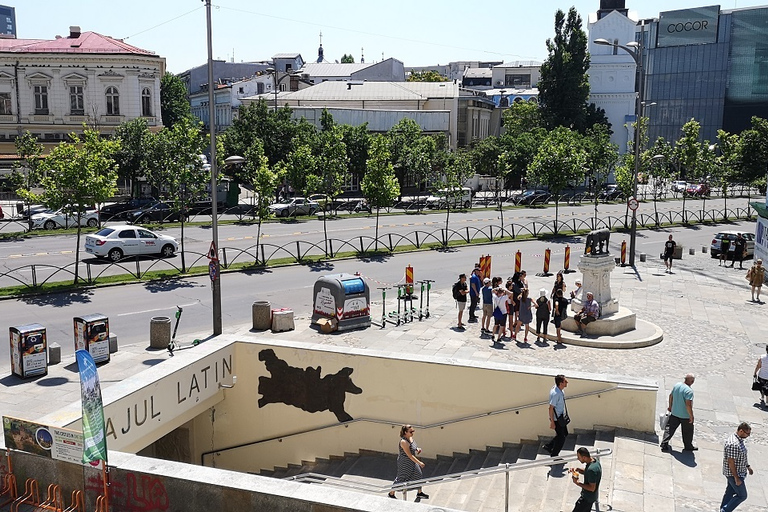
[425,187,473,209]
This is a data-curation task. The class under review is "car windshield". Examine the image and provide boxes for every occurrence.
[95,228,115,237]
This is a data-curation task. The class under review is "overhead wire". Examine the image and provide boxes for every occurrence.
[123,5,204,41]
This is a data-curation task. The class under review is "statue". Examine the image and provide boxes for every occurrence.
[584,228,611,255]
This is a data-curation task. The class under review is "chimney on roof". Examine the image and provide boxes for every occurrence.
[69,26,81,38]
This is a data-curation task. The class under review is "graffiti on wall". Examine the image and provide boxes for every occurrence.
[257,349,362,422]
[86,472,169,512]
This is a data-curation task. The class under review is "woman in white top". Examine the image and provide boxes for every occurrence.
[754,345,768,407]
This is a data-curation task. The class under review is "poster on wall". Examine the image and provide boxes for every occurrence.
[2,416,96,467]
[755,215,768,264]
[657,6,720,48]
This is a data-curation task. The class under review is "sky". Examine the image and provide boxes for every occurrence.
[14,1,768,74]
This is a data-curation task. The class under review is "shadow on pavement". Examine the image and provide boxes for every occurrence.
[19,289,94,307]
[143,278,203,293]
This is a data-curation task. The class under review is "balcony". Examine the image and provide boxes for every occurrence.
[100,115,125,125]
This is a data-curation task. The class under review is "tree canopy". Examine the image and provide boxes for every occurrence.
[407,70,449,82]
[160,72,192,129]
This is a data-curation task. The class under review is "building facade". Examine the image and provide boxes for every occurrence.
[177,60,270,97]
[0,4,15,38]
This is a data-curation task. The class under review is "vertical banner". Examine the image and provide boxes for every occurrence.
[76,349,108,464]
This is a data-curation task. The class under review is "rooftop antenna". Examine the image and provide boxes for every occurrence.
[231,48,235,63]
[361,47,364,63]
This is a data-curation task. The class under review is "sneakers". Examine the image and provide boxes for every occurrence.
[416,491,429,499]
[388,493,397,499]
[682,446,698,452]
[660,443,670,452]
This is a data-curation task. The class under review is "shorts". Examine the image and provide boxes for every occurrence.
[494,314,507,326]
[483,304,493,316]
[456,300,466,310]
[580,316,596,325]
[663,252,673,262]
[553,316,562,328]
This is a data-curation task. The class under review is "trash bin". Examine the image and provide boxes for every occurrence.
[312,273,371,331]
[252,301,271,330]
[149,317,171,349]
[639,253,647,262]
[16,202,24,217]
[73,314,110,364]
[9,324,48,378]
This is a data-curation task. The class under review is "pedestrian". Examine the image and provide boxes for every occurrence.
[506,278,518,339]
[660,373,697,452]
[551,271,566,299]
[569,447,602,512]
[574,292,600,335]
[720,237,731,266]
[552,289,568,345]
[534,288,551,344]
[543,374,569,456]
[515,288,533,343]
[746,259,764,303]
[519,270,529,291]
[663,234,676,273]
[468,267,482,322]
[753,344,768,407]
[719,422,753,512]
[492,286,509,343]
[570,279,583,303]
[388,425,429,501]
[732,233,746,269]
[452,274,468,329]
[480,277,493,335]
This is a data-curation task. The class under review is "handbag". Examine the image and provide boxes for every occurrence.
[752,376,762,391]
[659,412,670,430]
[556,400,571,428]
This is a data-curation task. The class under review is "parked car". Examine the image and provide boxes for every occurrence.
[308,194,331,212]
[685,183,710,197]
[30,208,100,230]
[99,197,157,221]
[336,198,372,213]
[84,225,178,262]
[671,181,688,193]
[425,187,473,209]
[17,204,51,220]
[127,202,187,224]
[268,197,319,217]
[710,231,755,259]
[512,189,550,206]
[598,184,624,202]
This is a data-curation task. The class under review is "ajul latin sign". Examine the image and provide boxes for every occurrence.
[657,6,720,48]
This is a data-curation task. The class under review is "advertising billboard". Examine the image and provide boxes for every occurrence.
[658,6,720,47]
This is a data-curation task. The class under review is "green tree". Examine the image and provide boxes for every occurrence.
[10,131,44,230]
[582,124,619,228]
[739,116,768,193]
[340,54,355,63]
[407,70,449,82]
[387,118,424,199]
[714,129,742,219]
[646,137,673,226]
[440,149,474,243]
[223,99,299,167]
[285,144,315,196]
[146,117,209,271]
[113,118,152,199]
[538,7,607,133]
[500,102,547,189]
[674,119,706,222]
[527,126,586,233]
[160,72,192,129]
[312,126,349,256]
[240,140,282,260]
[361,136,400,250]
[340,123,370,184]
[30,130,119,283]
[614,116,650,227]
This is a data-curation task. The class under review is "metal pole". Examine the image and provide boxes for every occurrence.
[273,72,278,113]
[629,22,645,267]
[204,0,222,335]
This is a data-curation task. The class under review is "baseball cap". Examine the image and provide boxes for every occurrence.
[483,278,491,283]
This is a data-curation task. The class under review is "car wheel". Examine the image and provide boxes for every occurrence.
[280,209,289,217]
[108,248,124,262]
[161,244,175,258]
[44,220,56,230]
[87,218,98,227]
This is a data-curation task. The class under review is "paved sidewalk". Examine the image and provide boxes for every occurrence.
[1,240,767,511]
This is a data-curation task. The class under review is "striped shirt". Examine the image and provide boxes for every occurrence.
[722,432,749,478]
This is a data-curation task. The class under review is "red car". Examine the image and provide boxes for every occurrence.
[685,183,710,197]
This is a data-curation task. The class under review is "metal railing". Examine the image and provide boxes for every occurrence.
[287,447,613,512]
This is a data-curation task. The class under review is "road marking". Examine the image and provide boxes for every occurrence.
[117,301,201,317]
[35,252,47,256]
[244,236,253,239]
[8,254,22,258]
[61,251,73,254]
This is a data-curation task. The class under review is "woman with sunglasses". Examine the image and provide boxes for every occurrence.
[388,425,429,500]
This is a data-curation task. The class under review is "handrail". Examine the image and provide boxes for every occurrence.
[201,386,619,465]
[288,448,613,512]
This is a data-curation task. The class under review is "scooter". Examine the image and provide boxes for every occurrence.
[167,306,200,355]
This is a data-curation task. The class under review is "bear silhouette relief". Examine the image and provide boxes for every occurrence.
[257,349,362,422]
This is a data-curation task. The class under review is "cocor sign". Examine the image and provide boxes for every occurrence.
[658,6,719,47]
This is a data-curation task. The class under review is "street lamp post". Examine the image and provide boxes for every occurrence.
[203,0,222,335]
[595,22,647,266]
[265,68,298,112]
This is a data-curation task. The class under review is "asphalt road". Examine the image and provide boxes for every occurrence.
[0,219,756,372]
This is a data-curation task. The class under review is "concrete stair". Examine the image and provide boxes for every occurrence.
[259,429,620,511]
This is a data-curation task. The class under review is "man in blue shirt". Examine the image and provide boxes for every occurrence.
[468,267,482,322]
[543,374,569,456]
[660,373,697,452]
[480,277,493,334]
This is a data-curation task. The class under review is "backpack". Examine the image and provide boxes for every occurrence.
[452,281,462,301]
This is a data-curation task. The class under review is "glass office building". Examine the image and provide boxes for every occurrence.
[642,4,768,143]
[0,5,15,38]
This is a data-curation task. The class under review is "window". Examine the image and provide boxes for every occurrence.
[0,92,11,115]
[118,229,136,238]
[70,86,84,115]
[34,85,48,114]
[504,74,531,88]
[105,86,120,115]
[141,87,152,116]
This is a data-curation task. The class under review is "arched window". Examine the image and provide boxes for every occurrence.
[105,86,120,115]
[141,87,152,117]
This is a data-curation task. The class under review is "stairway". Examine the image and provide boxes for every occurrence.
[260,429,618,511]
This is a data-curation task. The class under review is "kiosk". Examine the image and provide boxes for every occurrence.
[9,324,48,378]
[312,273,371,331]
[73,314,110,364]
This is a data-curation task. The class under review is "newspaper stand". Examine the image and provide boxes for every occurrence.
[9,323,48,378]
[73,314,110,364]
[312,273,371,331]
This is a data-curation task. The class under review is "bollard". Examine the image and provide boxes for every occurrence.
[252,301,272,330]
[515,250,522,273]
[702,246,708,253]
[639,253,647,263]
[543,249,551,275]
[564,245,571,272]
[689,247,695,255]
[149,317,171,349]
[621,240,627,266]
[48,342,62,365]
[405,265,414,296]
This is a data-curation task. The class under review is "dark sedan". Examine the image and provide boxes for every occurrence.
[100,197,157,221]
[512,189,550,206]
[128,202,187,224]
[598,184,624,202]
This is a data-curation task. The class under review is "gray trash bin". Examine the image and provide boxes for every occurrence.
[252,301,271,330]
[149,317,171,349]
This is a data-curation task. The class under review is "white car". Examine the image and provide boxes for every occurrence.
[268,197,319,217]
[671,181,688,193]
[425,187,473,209]
[84,225,178,262]
[31,208,99,230]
